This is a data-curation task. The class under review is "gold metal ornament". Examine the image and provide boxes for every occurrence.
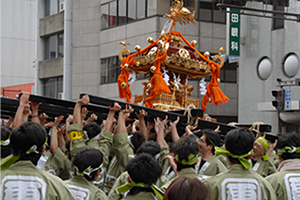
[147,83,153,89]
[217,78,221,84]
[135,45,141,51]
[136,62,140,66]
[150,66,157,73]
[204,51,210,58]
[208,98,212,103]
[191,40,197,47]
[147,37,154,43]
[124,63,129,70]
[121,82,127,89]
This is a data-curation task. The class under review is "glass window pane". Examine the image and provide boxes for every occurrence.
[128,0,136,22]
[118,0,127,25]
[45,35,57,60]
[45,0,58,16]
[101,59,108,84]
[109,1,117,26]
[108,58,117,82]
[147,0,157,17]
[44,78,56,98]
[273,6,284,30]
[57,76,63,94]
[224,69,237,82]
[213,3,225,23]
[58,34,64,57]
[101,4,109,29]
[199,2,212,21]
[137,0,146,19]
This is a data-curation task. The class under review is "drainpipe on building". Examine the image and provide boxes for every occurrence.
[35,0,45,95]
[63,0,73,100]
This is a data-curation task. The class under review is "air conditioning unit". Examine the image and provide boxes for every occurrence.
[60,2,65,12]
[58,92,63,99]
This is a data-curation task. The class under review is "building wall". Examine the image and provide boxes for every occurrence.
[239,1,300,133]
[1,0,36,88]
[71,0,238,122]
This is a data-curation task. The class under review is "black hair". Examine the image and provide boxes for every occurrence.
[201,129,222,154]
[83,122,101,140]
[130,132,145,154]
[73,147,103,181]
[174,136,199,171]
[126,153,162,195]
[1,126,12,158]
[224,128,254,164]
[136,141,161,157]
[277,132,300,160]
[11,122,47,165]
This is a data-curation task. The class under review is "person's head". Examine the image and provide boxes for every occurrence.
[174,136,199,171]
[224,128,254,165]
[1,126,12,158]
[126,153,162,195]
[128,132,145,154]
[277,132,300,161]
[11,122,47,165]
[199,129,222,155]
[83,122,101,140]
[73,147,103,181]
[252,137,269,161]
[163,176,209,200]
[136,141,161,159]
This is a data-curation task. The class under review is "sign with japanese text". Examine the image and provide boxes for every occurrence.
[229,9,240,56]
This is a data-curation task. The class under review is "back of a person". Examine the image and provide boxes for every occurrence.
[122,192,157,200]
[266,170,300,200]
[65,175,107,200]
[205,128,277,200]
[1,160,73,200]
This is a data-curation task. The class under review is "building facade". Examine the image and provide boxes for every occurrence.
[239,1,300,134]
[1,0,36,97]
[35,0,249,124]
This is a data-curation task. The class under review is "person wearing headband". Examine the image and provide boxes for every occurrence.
[1,122,73,199]
[195,129,227,176]
[250,136,276,177]
[205,128,277,200]
[116,153,163,200]
[161,136,208,192]
[266,132,300,200]
[65,147,108,200]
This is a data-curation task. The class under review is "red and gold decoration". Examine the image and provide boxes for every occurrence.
[117,0,229,117]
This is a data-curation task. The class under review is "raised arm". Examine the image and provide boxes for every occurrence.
[170,116,180,143]
[50,116,64,155]
[104,102,121,132]
[155,116,169,148]
[30,102,41,124]
[136,109,148,141]
[13,92,31,130]
[115,105,134,135]
[73,94,89,125]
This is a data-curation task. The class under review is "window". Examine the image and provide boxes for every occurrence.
[101,0,157,30]
[101,56,146,84]
[199,1,226,23]
[101,57,120,84]
[45,0,64,17]
[43,76,63,98]
[44,33,64,60]
[273,6,284,30]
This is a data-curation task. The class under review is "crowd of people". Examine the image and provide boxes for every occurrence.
[1,92,300,200]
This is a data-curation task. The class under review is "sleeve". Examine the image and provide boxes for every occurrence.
[97,130,113,170]
[45,148,71,180]
[266,160,277,176]
[113,132,134,172]
[159,146,170,175]
[107,172,127,200]
[68,124,87,159]
[95,189,108,200]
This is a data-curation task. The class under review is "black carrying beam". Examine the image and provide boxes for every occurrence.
[80,93,236,134]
